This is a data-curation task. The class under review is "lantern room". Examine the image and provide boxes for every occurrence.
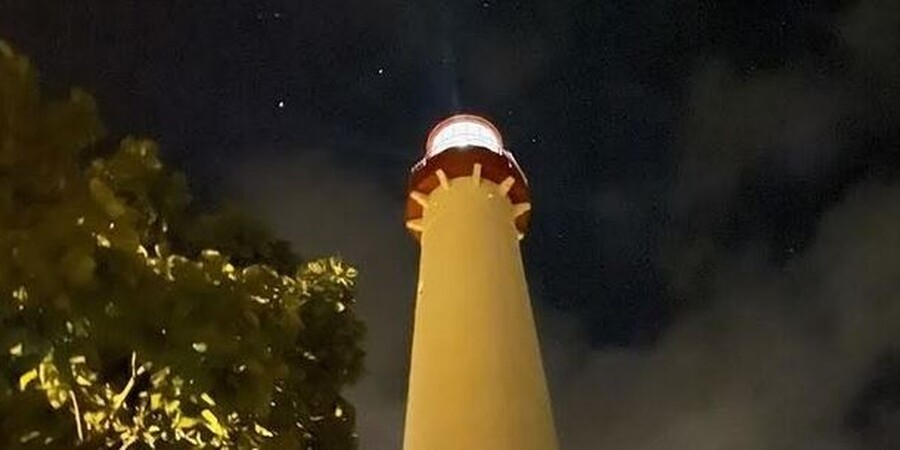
[425,114,504,158]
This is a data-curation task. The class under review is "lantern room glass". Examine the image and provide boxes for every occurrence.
[426,116,503,158]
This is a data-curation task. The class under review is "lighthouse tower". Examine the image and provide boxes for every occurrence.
[403,114,558,450]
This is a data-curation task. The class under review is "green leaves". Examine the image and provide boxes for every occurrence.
[0,41,363,449]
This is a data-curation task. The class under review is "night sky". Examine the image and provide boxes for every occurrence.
[4,1,900,448]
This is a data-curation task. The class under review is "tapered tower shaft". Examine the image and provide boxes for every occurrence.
[403,115,558,450]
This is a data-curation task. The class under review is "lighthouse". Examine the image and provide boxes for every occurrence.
[403,114,558,450]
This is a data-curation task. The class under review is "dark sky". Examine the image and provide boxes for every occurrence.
[4,0,900,448]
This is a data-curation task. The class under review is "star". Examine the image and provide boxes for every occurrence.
[277,100,285,109]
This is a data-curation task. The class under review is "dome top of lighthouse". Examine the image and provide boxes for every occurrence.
[425,114,504,158]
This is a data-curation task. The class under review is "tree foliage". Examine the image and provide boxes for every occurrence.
[0,41,364,449]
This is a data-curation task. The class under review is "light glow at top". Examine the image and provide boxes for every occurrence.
[425,115,504,158]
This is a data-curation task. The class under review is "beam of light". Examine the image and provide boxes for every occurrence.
[440,35,461,111]
[435,0,461,111]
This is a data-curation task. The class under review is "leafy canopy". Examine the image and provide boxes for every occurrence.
[0,41,364,449]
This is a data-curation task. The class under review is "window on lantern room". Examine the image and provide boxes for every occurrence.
[427,120,503,158]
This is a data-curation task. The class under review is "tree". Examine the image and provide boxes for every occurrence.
[0,41,365,449]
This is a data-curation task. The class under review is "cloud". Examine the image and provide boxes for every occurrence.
[606,185,900,449]
[673,61,844,218]
[841,0,900,68]
[548,1,900,449]
[553,184,900,450]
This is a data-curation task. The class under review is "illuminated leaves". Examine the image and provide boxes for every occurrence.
[0,42,363,449]
[15,350,281,448]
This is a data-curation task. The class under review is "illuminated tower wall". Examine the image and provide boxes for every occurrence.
[403,115,558,450]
